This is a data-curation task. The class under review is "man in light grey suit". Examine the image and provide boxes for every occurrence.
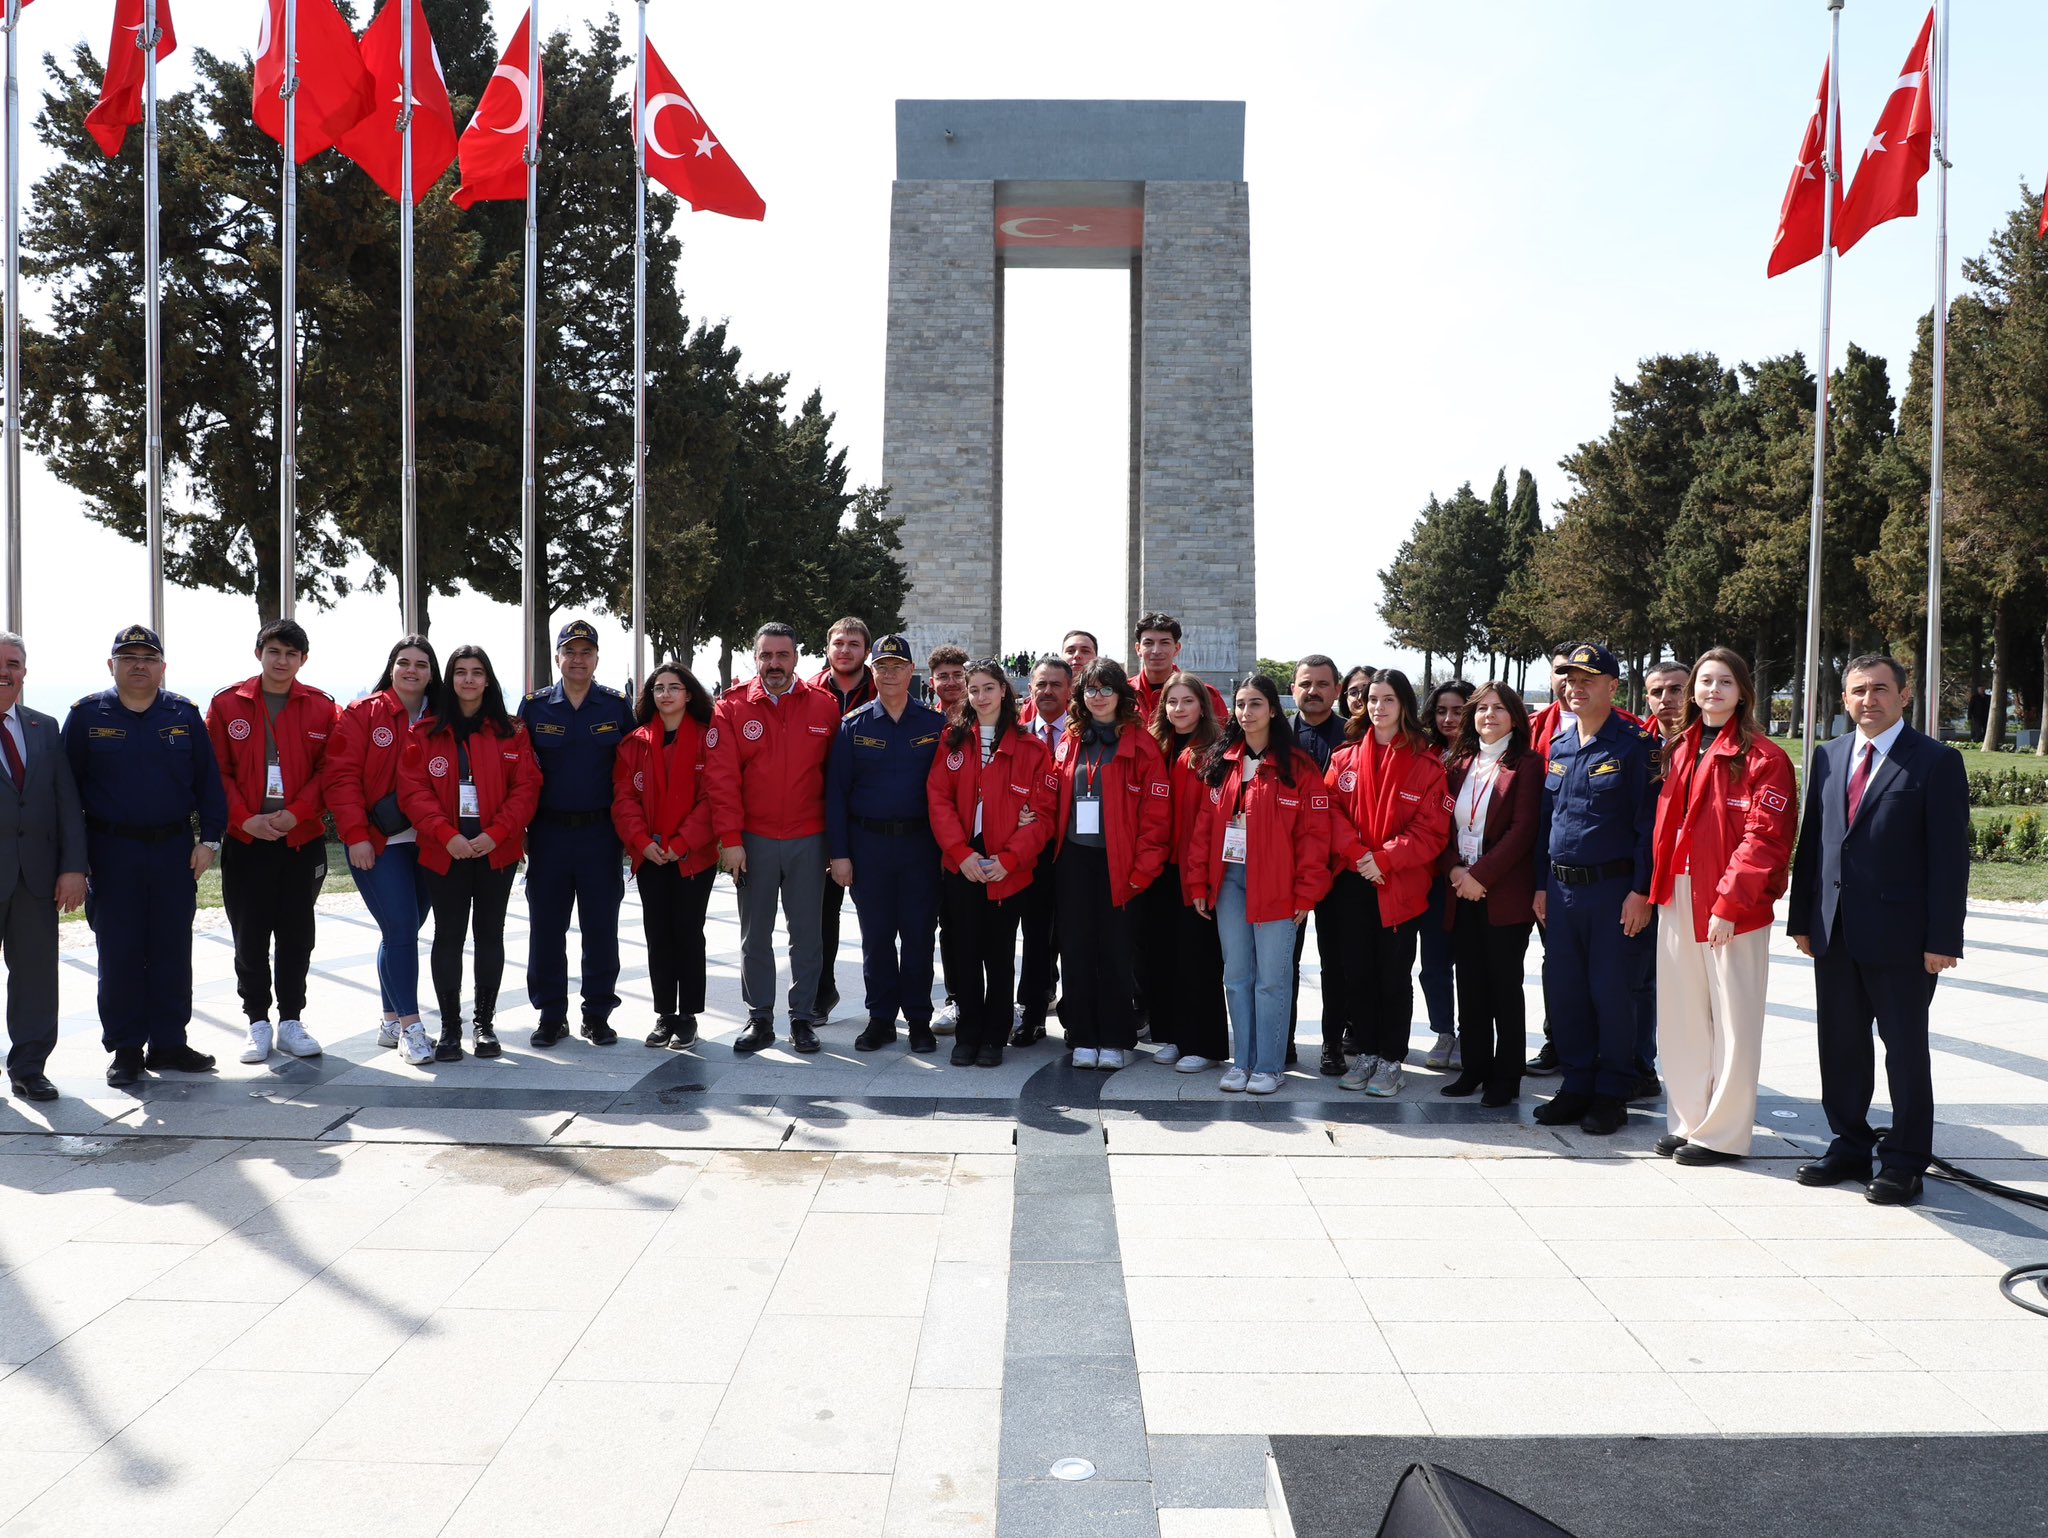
[0,632,87,1101]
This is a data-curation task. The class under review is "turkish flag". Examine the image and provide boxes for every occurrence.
[252,0,378,163]
[453,13,541,210]
[996,206,1141,249]
[637,42,764,221]
[1836,9,1935,255]
[1767,58,1842,278]
[86,0,177,158]
[335,0,457,204]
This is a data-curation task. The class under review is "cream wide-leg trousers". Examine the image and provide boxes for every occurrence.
[1656,873,1770,1156]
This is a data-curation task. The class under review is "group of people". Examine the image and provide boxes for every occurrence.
[0,615,1967,1205]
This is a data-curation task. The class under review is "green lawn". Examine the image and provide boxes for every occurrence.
[1774,737,2048,775]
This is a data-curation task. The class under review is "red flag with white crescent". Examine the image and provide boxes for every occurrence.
[252,0,378,162]
[453,12,542,210]
[1836,9,1935,255]
[1767,57,1841,278]
[637,41,764,221]
[86,0,178,158]
[334,0,458,204]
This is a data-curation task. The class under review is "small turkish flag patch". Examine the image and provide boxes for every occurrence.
[1759,787,1788,812]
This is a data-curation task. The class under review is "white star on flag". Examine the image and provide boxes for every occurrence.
[693,131,718,158]
[1864,131,1888,159]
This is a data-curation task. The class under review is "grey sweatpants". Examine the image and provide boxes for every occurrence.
[738,832,827,1022]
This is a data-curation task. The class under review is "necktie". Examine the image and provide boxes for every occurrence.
[0,722,22,793]
[1846,742,1874,824]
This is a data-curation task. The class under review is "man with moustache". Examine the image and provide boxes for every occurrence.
[1288,655,1355,1075]
[1013,655,1074,1045]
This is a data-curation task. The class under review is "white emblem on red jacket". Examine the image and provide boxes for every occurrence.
[428,755,450,778]
[1338,770,1358,793]
[227,717,251,741]
[1208,786,1222,804]
[742,719,764,741]
[946,750,964,771]
[634,771,645,792]
[705,726,720,749]
[371,725,395,748]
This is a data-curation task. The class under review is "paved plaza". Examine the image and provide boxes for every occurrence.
[2,886,2046,1536]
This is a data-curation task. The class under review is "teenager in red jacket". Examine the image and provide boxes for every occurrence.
[926,661,1056,1067]
[204,618,340,1065]
[325,636,439,1066]
[1439,682,1543,1106]
[1649,649,1797,1165]
[1050,659,1172,1070]
[613,663,719,1052]
[1133,673,1228,1071]
[1187,675,1333,1094]
[1325,669,1450,1096]
[398,646,542,1062]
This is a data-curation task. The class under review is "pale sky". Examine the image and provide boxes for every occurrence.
[9,0,2046,713]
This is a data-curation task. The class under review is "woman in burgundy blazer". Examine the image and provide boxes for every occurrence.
[1438,682,1543,1104]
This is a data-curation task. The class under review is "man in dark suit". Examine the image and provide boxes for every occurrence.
[0,632,89,1101]
[1787,653,1969,1206]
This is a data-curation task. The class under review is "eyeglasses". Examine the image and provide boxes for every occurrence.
[1082,686,1116,700]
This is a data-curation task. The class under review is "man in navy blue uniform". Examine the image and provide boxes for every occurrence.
[62,625,229,1087]
[519,620,637,1049]
[1531,642,1657,1136]
[827,635,946,1054]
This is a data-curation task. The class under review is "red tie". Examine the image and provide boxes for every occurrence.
[1846,742,1874,824]
[0,722,22,793]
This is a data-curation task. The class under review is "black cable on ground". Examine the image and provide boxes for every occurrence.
[1921,1151,2048,1317]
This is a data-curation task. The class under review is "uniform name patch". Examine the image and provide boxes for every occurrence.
[1548,760,1566,775]
[590,722,620,735]
[855,734,887,749]
[89,727,125,739]
[534,723,566,736]
[1726,797,1750,810]
[1399,790,1420,802]
[1589,760,1620,776]
[913,734,940,747]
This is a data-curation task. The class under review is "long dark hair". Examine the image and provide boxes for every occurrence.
[1066,657,1141,737]
[1345,667,1429,754]
[1149,670,1223,762]
[1450,680,1532,768]
[372,634,440,698]
[1422,679,1475,753]
[1340,666,1374,724]
[945,658,1020,750]
[1678,647,1763,754]
[636,661,713,728]
[1202,672,1306,787]
[430,645,514,737]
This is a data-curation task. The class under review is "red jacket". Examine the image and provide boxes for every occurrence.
[926,725,1058,901]
[324,690,425,856]
[612,717,717,877]
[397,718,543,874]
[206,677,341,848]
[812,664,876,716]
[705,677,841,847]
[1163,740,1211,901]
[1135,672,1228,733]
[1650,722,1798,940]
[1185,744,1335,924]
[1325,734,1451,927]
[1440,746,1545,927]
[1051,724,1173,907]
[1532,700,1644,760]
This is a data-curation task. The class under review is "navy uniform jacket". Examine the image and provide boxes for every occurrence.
[62,688,228,843]
[518,682,636,813]
[1293,712,1348,773]
[1534,710,1657,892]
[1786,724,1968,964]
[826,697,946,860]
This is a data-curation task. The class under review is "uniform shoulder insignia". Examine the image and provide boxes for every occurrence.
[210,683,240,699]
[164,691,193,707]
[73,694,96,709]
[523,690,542,702]
[595,683,624,698]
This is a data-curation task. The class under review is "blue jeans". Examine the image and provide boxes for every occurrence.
[1217,865,1296,1076]
[1419,875,1455,1033]
[350,841,429,1017]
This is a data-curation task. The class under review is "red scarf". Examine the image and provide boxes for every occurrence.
[645,719,698,838]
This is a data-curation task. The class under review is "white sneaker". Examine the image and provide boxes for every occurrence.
[1447,1038,1463,1071]
[376,1018,401,1049]
[1219,1066,1249,1092]
[275,1019,322,1058]
[1174,1055,1214,1073]
[1366,1060,1404,1097]
[1071,1048,1099,1070]
[239,1021,273,1064]
[1247,1072,1282,1095]
[1339,1054,1380,1092]
[1153,1044,1183,1066]
[1097,1049,1127,1071]
[399,1022,436,1066]
[933,1000,959,1036]
[1424,1032,1455,1070]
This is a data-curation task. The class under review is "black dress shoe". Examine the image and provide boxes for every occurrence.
[1525,1041,1561,1076]
[645,1016,680,1048]
[106,1049,144,1087]
[1320,1047,1348,1078]
[143,1045,216,1073]
[1010,1019,1045,1048]
[949,1043,976,1067]
[435,1025,464,1063]
[1866,1169,1925,1205]
[1674,1142,1740,1167]
[1629,1075,1665,1103]
[1479,1085,1519,1108]
[1578,1095,1629,1136]
[473,1021,502,1058]
[908,1025,937,1054]
[816,989,840,1021]
[976,1043,1003,1068]
[1439,1073,1484,1098]
[734,1018,774,1054]
[1653,1133,1688,1158]
[668,1016,699,1050]
[1531,1090,1592,1125]
[1796,1151,1873,1187]
[790,1020,821,1055]
[855,1022,899,1052]
[9,1071,58,1102]
[530,1021,570,1050]
[581,1020,619,1047]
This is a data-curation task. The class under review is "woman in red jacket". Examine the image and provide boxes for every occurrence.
[1439,682,1543,1106]
[326,636,439,1066]
[398,646,542,1062]
[1052,659,1172,1071]
[926,660,1057,1067]
[1649,648,1797,1165]
[613,663,719,1052]
[1325,669,1450,1096]
[1136,674,1228,1072]
[1186,674,1332,1094]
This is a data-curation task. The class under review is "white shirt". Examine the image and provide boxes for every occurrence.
[1852,716,1905,774]
[1454,735,1510,863]
[1,705,25,780]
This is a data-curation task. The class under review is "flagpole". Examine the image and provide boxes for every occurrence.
[278,0,299,621]
[2,0,22,633]
[1924,0,1950,738]
[631,0,647,688]
[520,0,540,692]
[142,0,165,635]
[1800,0,1844,773]
[399,0,418,632]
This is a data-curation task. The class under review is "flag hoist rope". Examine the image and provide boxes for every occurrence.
[143,0,165,635]
[2,0,21,633]
[399,0,419,633]
[519,0,540,691]
[631,0,647,690]
[1924,0,1950,733]
[1799,0,1844,780]
[279,0,299,620]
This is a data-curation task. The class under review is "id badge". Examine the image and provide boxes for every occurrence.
[1075,795,1101,837]
[264,763,285,800]
[458,780,481,819]
[1222,815,1249,865]
[1458,828,1482,863]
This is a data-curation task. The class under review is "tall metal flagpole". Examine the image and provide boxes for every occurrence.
[3,0,22,633]
[142,0,165,635]
[631,0,647,688]
[520,0,541,691]
[278,0,299,620]
[399,0,419,632]
[1800,0,1844,771]
[1924,0,1950,736]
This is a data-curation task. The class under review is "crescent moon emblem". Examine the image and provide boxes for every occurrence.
[643,92,697,160]
[255,0,273,59]
[999,216,1064,239]
[491,64,532,135]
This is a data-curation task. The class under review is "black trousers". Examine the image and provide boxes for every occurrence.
[636,862,715,1018]
[423,859,516,1027]
[1288,897,1351,1056]
[1451,899,1532,1096]
[942,866,1022,1051]
[1054,844,1137,1050]
[1329,870,1421,1064]
[220,835,326,1021]
[1815,940,1938,1175]
[1017,866,1059,1021]
[819,879,846,1011]
[1,876,59,1075]
[1132,863,1228,1060]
